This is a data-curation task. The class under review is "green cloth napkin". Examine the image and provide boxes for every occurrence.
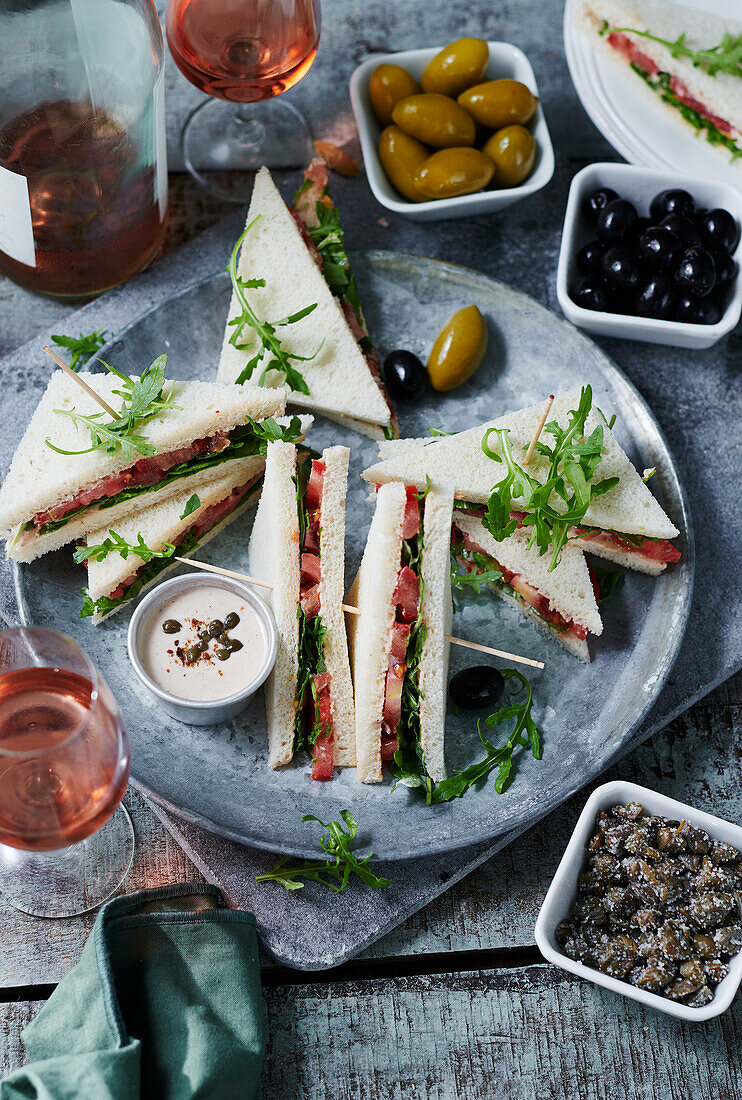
[1,883,267,1100]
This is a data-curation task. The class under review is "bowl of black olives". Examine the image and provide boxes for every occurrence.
[557,163,742,349]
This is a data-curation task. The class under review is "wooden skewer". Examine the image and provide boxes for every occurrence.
[175,556,545,671]
[43,346,118,419]
[523,393,554,466]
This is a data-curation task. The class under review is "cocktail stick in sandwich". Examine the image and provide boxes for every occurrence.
[248,441,355,778]
[452,513,603,663]
[348,481,454,785]
[217,159,399,440]
[578,0,742,161]
[363,388,681,576]
[0,356,300,563]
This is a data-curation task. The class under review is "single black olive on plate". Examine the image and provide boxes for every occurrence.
[596,198,637,244]
[224,612,240,630]
[674,247,716,298]
[601,247,640,292]
[583,186,618,224]
[650,188,695,222]
[633,274,674,320]
[576,240,607,275]
[382,349,427,403]
[639,225,681,270]
[675,294,722,325]
[698,208,739,255]
[162,619,181,634]
[661,213,701,248]
[449,665,505,710]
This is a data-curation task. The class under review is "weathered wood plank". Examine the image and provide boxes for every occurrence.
[0,1002,43,1081]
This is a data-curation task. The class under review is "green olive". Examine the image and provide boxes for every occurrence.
[224,612,240,630]
[458,79,538,129]
[482,125,535,188]
[420,38,489,97]
[414,147,494,199]
[378,125,430,202]
[208,620,224,638]
[392,94,476,149]
[427,305,488,392]
[369,64,420,126]
[161,619,181,634]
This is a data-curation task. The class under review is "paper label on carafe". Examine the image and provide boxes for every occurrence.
[0,166,35,268]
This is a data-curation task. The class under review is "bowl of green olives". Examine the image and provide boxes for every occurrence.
[350,39,554,221]
[557,162,742,350]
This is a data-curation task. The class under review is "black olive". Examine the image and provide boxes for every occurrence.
[712,251,737,288]
[661,213,701,248]
[228,638,244,652]
[639,226,681,270]
[162,619,181,634]
[627,216,652,245]
[596,198,637,244]
[215,647,231,661]
[698,208,739,255]
[601,247,640,292]
[674,247,716,298]
[185,646,202,664]
[382,350,427,403]
[224,612,240,630]
[576,240,607,275]
[571,277,609,312]
[650,188,695,222]
[675,294,722,325]
[583,187,618,224]
[448,666,505,710]
[208,619,224,637]
[633,274,674,320]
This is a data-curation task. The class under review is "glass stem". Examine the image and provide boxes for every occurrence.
[229,104,266,149]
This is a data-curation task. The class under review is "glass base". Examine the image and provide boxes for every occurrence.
[0,804,134,919]
[181,97,314,202]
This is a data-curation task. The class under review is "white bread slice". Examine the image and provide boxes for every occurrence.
[572,532,665,576]
[316,446,355,768]
[248,441,300,769]
[363,389,679,542]
[0,370,287,560]
[85,459,265,624]
[417,484,454,783]
[577,0,742,142]
[453,514,602,662]
[347,482,406,783]
[217,167,393,437]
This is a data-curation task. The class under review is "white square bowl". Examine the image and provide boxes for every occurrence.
[349,42,554,221]
[534,780,742,1022]
[557,162,742,349]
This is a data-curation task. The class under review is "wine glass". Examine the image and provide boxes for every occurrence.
[166,0,321,201]
[0,627,133,918]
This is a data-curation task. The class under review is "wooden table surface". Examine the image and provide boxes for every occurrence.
[0,172,740,1097]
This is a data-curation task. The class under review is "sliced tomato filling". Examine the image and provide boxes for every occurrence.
[310,670,334,781]
[606,32,659,76]
[34,430,231,528]
[668,76,734,137]
[454,524,588,641]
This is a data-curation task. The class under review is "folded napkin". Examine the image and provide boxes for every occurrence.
[1,883,266,1100]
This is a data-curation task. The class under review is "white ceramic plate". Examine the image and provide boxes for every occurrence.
[563,0,742,187]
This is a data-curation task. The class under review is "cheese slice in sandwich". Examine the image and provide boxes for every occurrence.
[577,0,742,160]
[363,389,681,575]
[347,480,454,785]
[452,512,603,663]
[0,368,292,563]
[248,440,355,777]
[217,160,398,440]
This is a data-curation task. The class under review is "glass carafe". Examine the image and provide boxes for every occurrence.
[0,0,169,300]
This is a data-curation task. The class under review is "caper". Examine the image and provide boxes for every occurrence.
[162,619,181,634]
[198,629,211,644]
[369,63,420,126]
[217,632,231,645]
[228,638,244,653]
[224,612,240,630]
[215,647,231,661]
[421,38,489,98]
[185,646,202,665]
[208,620,224,637]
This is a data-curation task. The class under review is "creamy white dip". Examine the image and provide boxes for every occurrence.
[139,585,267,701]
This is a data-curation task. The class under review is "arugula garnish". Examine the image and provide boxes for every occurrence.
[481,386,620,571]
[227,216,321,394]
[629,63,742,159]
[600,21,742,78]
[293,456,329,752]
[50,328,109,372]
[593,565,625,605]
[304,199,364,325]
[431,671,541,802]
[73,530,175,566]
[450,562,503,594]
[255,810,391,893]
[180,494,201,520]
[45,355,179,461]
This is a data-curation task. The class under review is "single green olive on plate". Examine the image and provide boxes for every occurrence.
[427,304,488,391]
